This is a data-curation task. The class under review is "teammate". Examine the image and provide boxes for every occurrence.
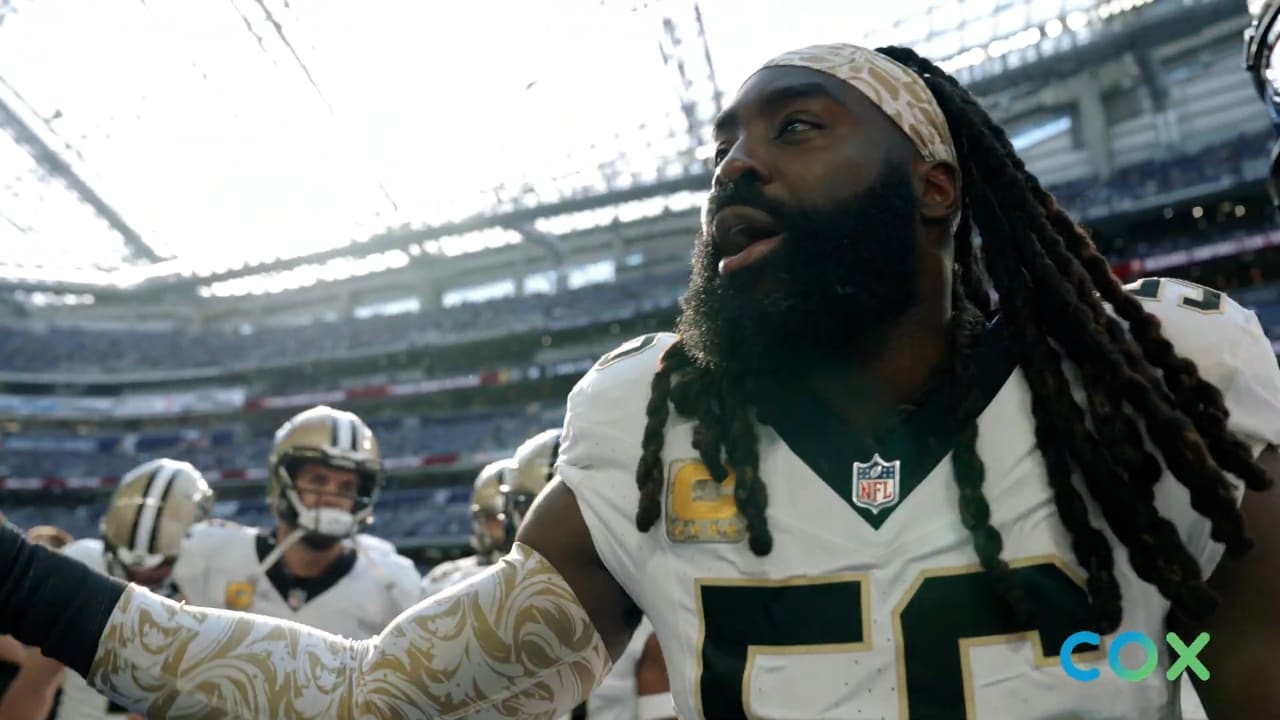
[3,42,1280,719]
[0,459,211,720]
[419,457,514,598]
[169,405,420,640]
[0,525,72,717]
[509,429,675,720]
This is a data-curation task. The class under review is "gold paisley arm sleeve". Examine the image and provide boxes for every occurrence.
[87,542,611,720]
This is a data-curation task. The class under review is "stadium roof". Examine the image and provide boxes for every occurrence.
[0,0,1184,297]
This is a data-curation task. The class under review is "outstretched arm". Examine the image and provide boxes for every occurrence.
[0,482,637,719]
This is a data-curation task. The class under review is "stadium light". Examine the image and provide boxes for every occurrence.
[430,228,523,258]
[532,190,704,236]
[0,1,708,290]
[196,249,412,299]
[934,0,1157,76]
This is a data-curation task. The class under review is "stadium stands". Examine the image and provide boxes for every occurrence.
[0,131,1269,377]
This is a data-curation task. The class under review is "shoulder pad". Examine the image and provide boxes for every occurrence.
[1122,278,1264,388]
[425,558,462,582]
[353,533,399,556]
[568,333,678,421]
[589,333,677,374]
[61,537,106,566]
[181,519,252,550]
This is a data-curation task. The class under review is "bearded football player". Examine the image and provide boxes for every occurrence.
[2,43,1280,719]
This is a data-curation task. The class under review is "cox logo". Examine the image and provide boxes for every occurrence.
[1059,630,1211,682]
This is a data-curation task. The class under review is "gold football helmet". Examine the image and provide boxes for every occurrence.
[503,428,562,537]
[470,458,515,556]
[267,405,383,542]
[101,458,213,579]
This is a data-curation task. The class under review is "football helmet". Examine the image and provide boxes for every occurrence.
[101,458,214,581]
[470,458,515,556]
[1246,0,1280,206]
[267,405,383,545]
[503,429,562,539]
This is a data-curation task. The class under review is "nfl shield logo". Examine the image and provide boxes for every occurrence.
[852,454,901,514]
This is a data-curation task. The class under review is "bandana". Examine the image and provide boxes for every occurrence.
[758,43,958,167]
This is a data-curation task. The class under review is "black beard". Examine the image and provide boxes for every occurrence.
[678,161,921,378]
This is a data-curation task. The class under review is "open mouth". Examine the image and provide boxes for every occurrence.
[713,205,782,256]
[712,206,784,275]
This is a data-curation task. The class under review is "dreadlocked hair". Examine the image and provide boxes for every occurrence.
[633,44,1271,629]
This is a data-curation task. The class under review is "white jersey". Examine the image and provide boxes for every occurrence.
[584,616,659,720]
[57,539,131,720]
[420,554,495,599]
[558,278,1280,720]
[171,522,420,639]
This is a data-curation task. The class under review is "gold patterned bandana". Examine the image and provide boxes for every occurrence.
[757,43,958,169]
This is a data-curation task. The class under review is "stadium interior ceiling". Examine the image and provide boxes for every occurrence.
[1,0,1277,567]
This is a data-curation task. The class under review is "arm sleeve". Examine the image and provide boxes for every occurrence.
[87,542,610,720]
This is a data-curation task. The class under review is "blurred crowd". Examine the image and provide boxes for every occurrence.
[0,131,1270,376]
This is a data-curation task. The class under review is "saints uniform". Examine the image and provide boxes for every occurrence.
[420,555,494,599]
[56,540,140,720]
[559,278,1280,719]
[171,521,420,639]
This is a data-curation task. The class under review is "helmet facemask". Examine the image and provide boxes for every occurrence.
[273,453,382,547]
[469,506,506,556]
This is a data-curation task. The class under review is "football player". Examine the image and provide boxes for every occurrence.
[168,405,421,640]
[419,458,514,599]
[509,429,675,720]
[0,525,72,715]
[4,43,1280,719]
[0,460,211,720]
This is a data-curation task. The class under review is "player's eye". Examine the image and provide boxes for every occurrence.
[777,117,822,137]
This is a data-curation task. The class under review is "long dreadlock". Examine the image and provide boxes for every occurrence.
[632,45,1272,630]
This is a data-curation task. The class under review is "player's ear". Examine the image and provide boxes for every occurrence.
[918,161,959,227]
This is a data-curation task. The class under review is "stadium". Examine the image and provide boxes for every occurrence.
[0,0,1277,717]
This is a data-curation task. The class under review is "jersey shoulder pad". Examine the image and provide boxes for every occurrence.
[61,537,106,569]
[423,558,459,583]
[353,533,399,557]
[180,519,254,555]
[567,332,678,430]
[366,544,420,584]
[1122,277,1264,388]
[1126,278,1280,576]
